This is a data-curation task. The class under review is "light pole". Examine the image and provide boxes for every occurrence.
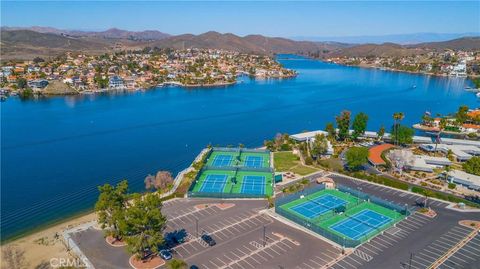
[196,218,199,238]
[408,253,414,269]
[263,225,266,247]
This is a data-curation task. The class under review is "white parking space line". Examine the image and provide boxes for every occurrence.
[431,242,451,251]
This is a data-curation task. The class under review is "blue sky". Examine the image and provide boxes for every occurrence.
[1,1,479,37]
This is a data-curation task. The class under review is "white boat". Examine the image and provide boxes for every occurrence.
[476,92,480,98]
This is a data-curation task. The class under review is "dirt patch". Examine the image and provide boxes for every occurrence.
[129,255,165,269]
[418,208,437,218]
[106,236,127,247]
[459,220,480,230]
[215,203,235,210]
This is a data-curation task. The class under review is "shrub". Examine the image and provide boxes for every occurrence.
[448,183,456,189]
[304,156,313,165]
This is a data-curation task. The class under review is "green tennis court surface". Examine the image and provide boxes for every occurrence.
[206,149,270,168]
[189,148,273,198]
[279,188,405,244]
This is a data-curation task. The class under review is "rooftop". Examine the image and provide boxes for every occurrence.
[368,144,395,166]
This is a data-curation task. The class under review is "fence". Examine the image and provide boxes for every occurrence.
[275,203,360,248]
[202,165,273,173]
[187,166,273,199]
[213,147,270,154]
[187,191,268,199]
[275,183,410,247]
[338,185,411,215]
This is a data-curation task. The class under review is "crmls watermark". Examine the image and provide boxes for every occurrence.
[50,257,88,268]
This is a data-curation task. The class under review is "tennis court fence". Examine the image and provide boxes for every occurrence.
[275,203,360,248]
[338,185,411,215]
[274,183,410,247]
[188,191,267,199]
[213,147,270,154]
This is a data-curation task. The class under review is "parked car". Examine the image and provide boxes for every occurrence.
[159,249,172,260]
[190,266,199,269]
[164,229,187,247]
[201,234,216,246]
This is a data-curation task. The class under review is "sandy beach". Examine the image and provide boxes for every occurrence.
[1,212,97,269]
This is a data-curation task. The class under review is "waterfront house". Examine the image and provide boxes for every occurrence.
[27,79,49,89]
[109,75,124,89]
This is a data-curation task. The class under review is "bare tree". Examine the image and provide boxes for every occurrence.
[144,174,156,190]
[145,171,174,190]
[2,245,28,269]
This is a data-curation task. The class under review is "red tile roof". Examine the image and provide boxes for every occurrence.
[368,144,395,166]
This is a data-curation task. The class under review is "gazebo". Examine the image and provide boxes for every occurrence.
[315,176,335,189]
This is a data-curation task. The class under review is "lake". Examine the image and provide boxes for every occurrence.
[1,55,477,240]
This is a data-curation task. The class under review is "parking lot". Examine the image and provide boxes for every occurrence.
[71,198,342,268]
[438,233,480,269]
[325,173,480,269]
[70,173,480,269]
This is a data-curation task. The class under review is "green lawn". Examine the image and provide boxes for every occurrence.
[274,151,319,175]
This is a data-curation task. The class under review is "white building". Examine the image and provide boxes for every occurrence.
[447,170,480,191]
[420,144,480,162]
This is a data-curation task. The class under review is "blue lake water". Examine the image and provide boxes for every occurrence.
[1,55,477,240]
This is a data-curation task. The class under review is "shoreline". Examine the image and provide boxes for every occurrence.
[299,54,478,80]
[1,211,97,268]
[1,209,95,245]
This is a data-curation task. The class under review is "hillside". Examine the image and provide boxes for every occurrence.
[410,36,480,50]
[146,31,347,54]
[325,37,480,58]
[0,30,115,60]
[1,29,349,60]
[1,27,478,61]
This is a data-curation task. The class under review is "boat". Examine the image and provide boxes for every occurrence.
[476,92,480,98]
[412,85,417,89]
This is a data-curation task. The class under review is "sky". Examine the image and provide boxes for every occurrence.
[1,1,479,38]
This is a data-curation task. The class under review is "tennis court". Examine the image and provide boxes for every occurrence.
[329,209,392,240]
[244,156,264,168]
[212,155,233,167]
[290,194,348,219]
[199,174,228,193]
[240,175,266,195]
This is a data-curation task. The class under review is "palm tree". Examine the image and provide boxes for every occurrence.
[435,118,447,152]
[393,112,405,145]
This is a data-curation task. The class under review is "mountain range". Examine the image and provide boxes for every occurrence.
[1,26,479,61]
[292,32,480,45]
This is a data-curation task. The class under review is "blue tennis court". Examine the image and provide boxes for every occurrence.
[241,175,265,194]
[330,209,392,240]
[244,156,263,168]
[291,194,347,219]
[199,174,228,193]
[212,155,233,167]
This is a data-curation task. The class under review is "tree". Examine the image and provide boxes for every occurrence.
[2,245,28,269]
[17,78,27,89]
[390,125,414,145]
[463,156,480,176]
[124,193,167,259]
[377,125,385,140]
[345,147,369,170]
[310,134,328,157]
[392,112,405,145]
[32,57,45,63]
[95,180,129,241]
[167,259,188,269]
[434,118,448,151]
[456,105,469,125]
[351,112,369,140]
[145,171,174,191]
[336,110,351,141]
[325,122,336,140]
